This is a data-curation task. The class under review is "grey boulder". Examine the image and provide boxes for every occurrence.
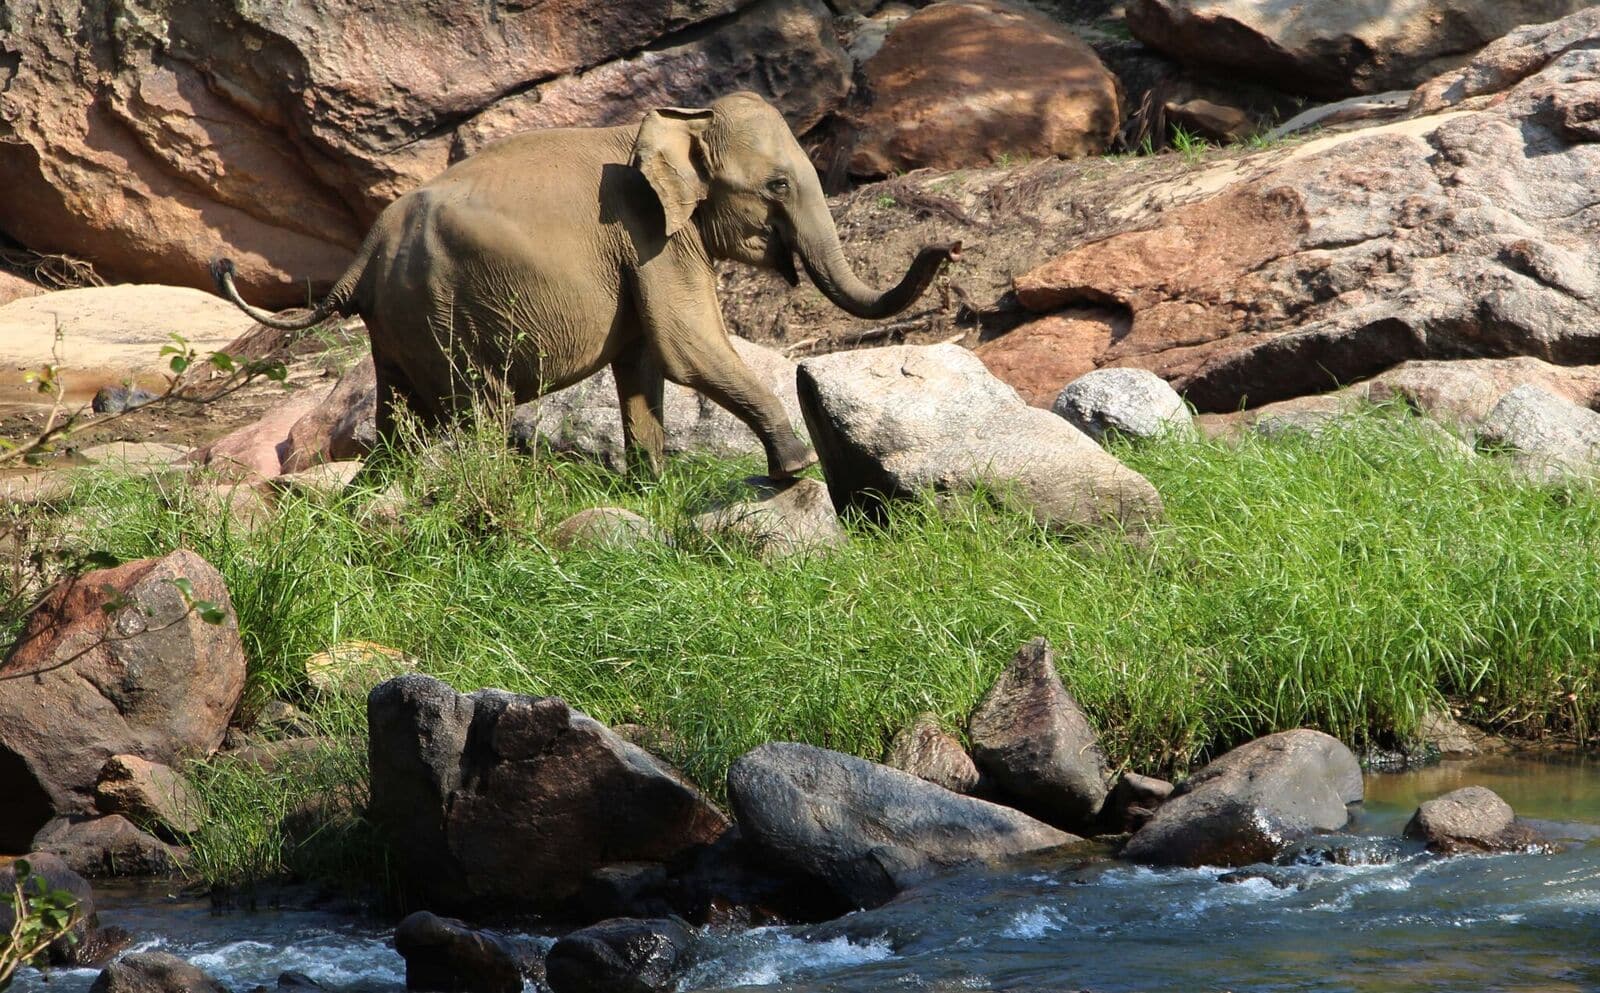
[1121,729,1363,868]
[967,638,1112,831]
[367,675,728,915]
[1051,368,1192,444]
[727,742,1077,912]
[1476,384,1600,482]
[796,344,1162,534]
[690,477,845,560]
[1403,785,1542,854]
[90,953,229,993]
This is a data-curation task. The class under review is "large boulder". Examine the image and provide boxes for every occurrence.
[845,0,1119,178]
[512,336,805,466]
[392,911,527,993]
[0,550,246,851]
[1412,7,1600,114]
[796,344,1162,534]
[1475,384,1600,482]
[544,918,695,993]
[89,953,229,993]
[0,286,252,404]
[0,0,847,305]
[367,675,729,915]
[967,638,1112,831]
[1125,0,1592,99]
[1403,785,1543,854]
[1121,730,1364,868]
[186,388,333,482]
[726,742,1076,913]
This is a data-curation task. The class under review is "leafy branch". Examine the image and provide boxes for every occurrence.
[0,859,83,992]
[0,329,288,468]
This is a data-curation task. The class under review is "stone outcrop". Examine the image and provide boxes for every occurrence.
[1121,729,1364,868]
[1403,785,1543,854]
[796,345,1163,534]
[726,742,1075,912]
[280,358,378,473]
[512,337,805,467]
[967,638,1111,831]
[845,1,1119,178]
[1126,0,1592,99]
[393,911,528,993]
[0,550,246,851]
[367,675,729,915]
[0,286,252,403]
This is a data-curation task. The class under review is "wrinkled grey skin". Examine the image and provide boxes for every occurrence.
[215,91,959,478]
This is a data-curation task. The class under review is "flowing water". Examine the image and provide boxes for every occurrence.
[15,756,1600,993]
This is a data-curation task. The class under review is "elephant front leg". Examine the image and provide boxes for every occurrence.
[632,246,815,480]
[613,348,666,476]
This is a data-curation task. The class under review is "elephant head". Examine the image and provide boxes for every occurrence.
[631,92,959,319]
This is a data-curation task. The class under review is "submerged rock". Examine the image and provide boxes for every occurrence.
[1122,730,1363,868]
[544,917,695,993]
[90,952,229,993]
[1404,786,1543,854]
[727,742,1076,913]
[393,911,527,993]
[968,638,1111,831]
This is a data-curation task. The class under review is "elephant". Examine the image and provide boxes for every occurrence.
[213,91,960,479]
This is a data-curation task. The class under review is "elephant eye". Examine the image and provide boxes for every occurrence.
[765,177,791,197]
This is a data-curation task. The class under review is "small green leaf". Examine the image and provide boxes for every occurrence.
[170,355,191,374]
[209,352,237,373]
[196,603,227,626]
[169,577,196,602]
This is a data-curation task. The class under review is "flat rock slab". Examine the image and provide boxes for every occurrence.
[0,286,252,403]
[1121,729,1363,868]
[727,741,1077,913]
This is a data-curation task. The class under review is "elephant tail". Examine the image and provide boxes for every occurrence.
[210,252,367,331]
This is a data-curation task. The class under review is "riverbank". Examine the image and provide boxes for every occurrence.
[4,404,1597,894]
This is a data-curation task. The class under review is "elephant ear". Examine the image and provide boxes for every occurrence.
[632,107,714,238]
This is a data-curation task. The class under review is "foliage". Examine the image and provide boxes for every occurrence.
[0,859,82,992]
[10,405,1600,891]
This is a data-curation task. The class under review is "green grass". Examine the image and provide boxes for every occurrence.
[7,405,1599,891]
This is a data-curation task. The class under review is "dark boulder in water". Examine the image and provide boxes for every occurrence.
[545,917,695,993]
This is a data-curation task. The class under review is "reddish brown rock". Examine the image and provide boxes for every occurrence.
[186,388,331,482]
[0,271,46,307]
[847,1,1119,178]
[95,755,206,838]
[974,311,1122,408]
[0,550,245,851]
[281,358,378,473]
[1127,0,1592,99]
[883,713,980,794]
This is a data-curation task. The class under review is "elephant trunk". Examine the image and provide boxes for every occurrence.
[792,204,960,321]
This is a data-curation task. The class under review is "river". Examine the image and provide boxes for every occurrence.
[14,755,1599,993]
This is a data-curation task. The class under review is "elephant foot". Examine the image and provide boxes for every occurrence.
[768,446,818,480]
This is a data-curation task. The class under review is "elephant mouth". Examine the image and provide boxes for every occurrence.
[768,229,801,287]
